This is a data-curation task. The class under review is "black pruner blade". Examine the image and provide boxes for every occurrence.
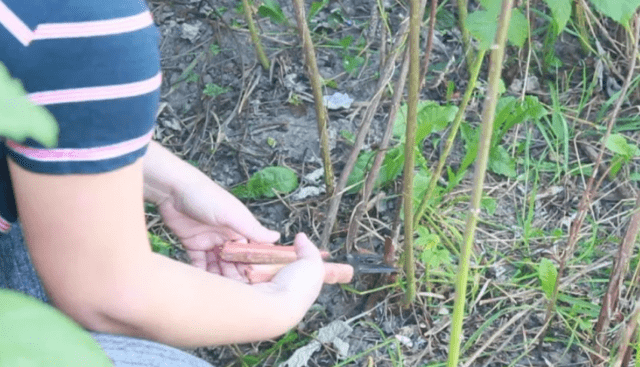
[344,253,398,275]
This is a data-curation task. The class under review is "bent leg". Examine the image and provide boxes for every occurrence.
[91,333,213,367]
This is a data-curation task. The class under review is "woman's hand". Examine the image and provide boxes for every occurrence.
[156,179,280,281]
[252,233,325,311]
[142,141,279,281]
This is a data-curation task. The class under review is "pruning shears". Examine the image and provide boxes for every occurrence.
[217,241,397,284]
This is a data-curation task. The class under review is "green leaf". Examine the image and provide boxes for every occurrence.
[149,233,174,257]
[233,166,299,199]
[466,10,496,50]
[258,0,287,25]
[542,0,572,35]
[203,83,230,98]
[466,7,530,50]
[308,0,329,21]
[481,197,497,215]
[538,258,558,299]
[393,101,458,145]
[343,55,364,75]
[606,133,639,158]
[346,147,405,194]
[507,9,529,48]
[0,63,58,147]
[0,289,112,366]
[587,0,640,26]
[488,145,517,177]
[480,0,503,16]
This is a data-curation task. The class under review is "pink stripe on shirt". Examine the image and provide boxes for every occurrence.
[0,2,154,45]
[7,128,154,162]
[0,1,34,46]
[33,11,154,40]
[28,72,162,106]
[0,214,12,233]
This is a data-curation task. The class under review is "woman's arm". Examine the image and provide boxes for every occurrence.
[8,156,324,347]
[141,141,280,275]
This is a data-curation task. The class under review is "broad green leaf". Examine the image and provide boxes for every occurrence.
[466,8,530,50]
[480,0,503,16]
[481,197,497,215]
[347,147,405,194]
[538,258,558,299]
[466,11,496,50]
[542,0,572,35]
[412,168,431,210]
[0,63,58,147]
[489,145,517,177]
[233,166,298,199]
[588,0,640,26]
[0,289,112,366]
[507,9,529,48]
[393,101,457,145]
[606,134,639,158]
[258,0,287,25]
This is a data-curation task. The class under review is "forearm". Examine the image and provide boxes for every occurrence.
[91,253,303,347]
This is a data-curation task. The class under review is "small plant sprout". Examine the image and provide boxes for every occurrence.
[203,83,230,98]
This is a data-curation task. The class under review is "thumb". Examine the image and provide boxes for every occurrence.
[293,233,323,262]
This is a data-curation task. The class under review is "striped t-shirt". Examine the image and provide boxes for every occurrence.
[0,0,161,232]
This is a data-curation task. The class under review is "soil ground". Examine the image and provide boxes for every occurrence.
[146,0,640,366]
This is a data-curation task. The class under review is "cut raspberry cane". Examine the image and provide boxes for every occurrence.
[220,241,331,264]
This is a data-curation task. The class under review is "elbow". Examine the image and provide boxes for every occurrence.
[47,279,150,338]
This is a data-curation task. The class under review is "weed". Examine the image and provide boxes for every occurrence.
[209,43,221,56]
[258,0,288,26]
[203,83,230,98]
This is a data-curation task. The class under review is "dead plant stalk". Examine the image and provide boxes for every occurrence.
[594,195,640,356]
[319,12,419,249]
[291,0,335,195]
[538,13,640,349]
[402,0,422,306]
[447,0,514,365]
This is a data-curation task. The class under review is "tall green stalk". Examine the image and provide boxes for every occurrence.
[241,0,270,70]
[447,1,514,365]
[457,0,474,68]
[402,0,422,306]
[413,49,486,229]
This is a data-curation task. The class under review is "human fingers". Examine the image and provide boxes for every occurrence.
[268,233,324,299]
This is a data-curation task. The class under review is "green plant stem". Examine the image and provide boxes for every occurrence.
[241,0,270,70]
[402,0,422,306]
[291,0,335,194]
[447,1,513,365]
[413,49,486,229]
[457,0,474,69]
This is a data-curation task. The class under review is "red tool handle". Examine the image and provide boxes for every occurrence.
[238,263,354,284]
[220,241,331,264]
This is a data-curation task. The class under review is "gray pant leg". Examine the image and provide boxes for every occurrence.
[0,223,213,367]
[91,333,213,367]
[0,223,49,303]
